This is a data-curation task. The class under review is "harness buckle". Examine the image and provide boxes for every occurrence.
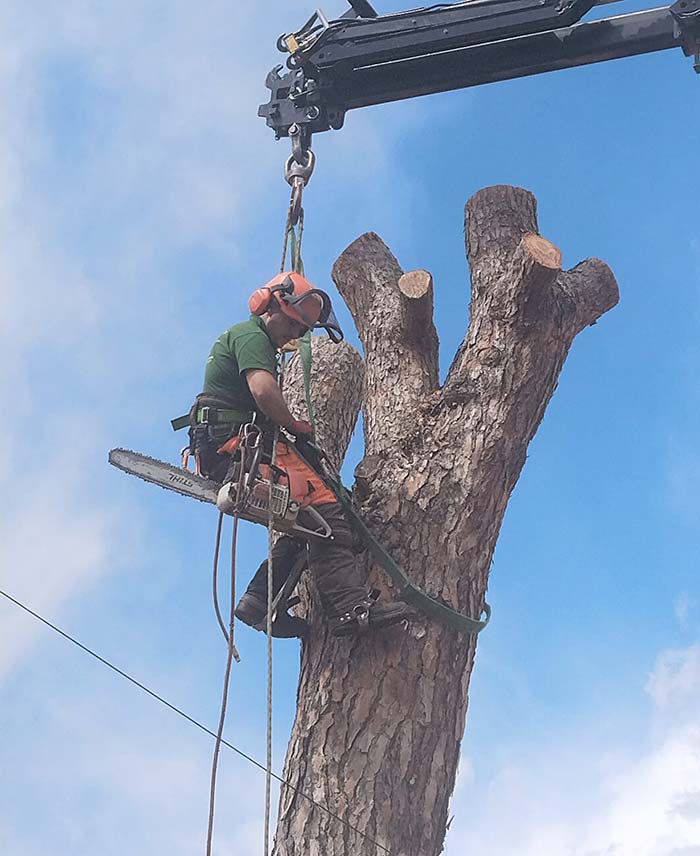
[199,406,211,424]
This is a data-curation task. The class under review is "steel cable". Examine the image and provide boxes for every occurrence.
[0,588,391,853]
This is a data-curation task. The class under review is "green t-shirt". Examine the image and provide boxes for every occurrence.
[203,315,277,410]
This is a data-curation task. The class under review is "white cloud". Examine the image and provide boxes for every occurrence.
[0,0,416,409]
[448,644,700,856]
[664,442,700,530]
[675,594,694,629]
[646,645,700,716]
[0,422,120,679]
[0,3,277,392]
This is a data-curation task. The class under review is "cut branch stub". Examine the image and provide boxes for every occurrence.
[398,268,433,297]
[398,269,436,347]
[445,188,619,409]
[333,234,439,455]
[465,184,539,300]
[560,257,620,332]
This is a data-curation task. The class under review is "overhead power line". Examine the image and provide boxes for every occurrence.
[0,588,390,855]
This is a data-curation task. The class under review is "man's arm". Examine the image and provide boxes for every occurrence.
[245,369,313,435]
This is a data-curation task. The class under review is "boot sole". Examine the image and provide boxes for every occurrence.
[234,605,266,628]
[331,609,414,638]
[235,606,309,639]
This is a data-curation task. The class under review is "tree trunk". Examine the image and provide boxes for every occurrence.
[274,185,619,856]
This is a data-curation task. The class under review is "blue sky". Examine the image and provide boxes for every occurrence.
[1,2,699,854]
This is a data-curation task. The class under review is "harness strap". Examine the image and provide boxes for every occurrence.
[171,406,253,432]
[171,413,192,431]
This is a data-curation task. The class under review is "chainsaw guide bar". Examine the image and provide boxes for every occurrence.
[108,448,220,504]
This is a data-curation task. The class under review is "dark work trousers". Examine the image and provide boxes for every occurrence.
[245,535,307,601]
[307,502,368,616]
[244,503,368,617]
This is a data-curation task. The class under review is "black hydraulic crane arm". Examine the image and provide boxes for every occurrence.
[259,0,700,140]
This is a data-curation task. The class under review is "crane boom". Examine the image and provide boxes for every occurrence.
[259,0,699,139]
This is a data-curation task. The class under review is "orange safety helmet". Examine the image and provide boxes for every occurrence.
[248,271,343,343]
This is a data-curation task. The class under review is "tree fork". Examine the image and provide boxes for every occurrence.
[273,185,619,856]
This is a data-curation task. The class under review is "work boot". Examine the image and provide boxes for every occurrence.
[329,592,415,637]
[234,592,309,639]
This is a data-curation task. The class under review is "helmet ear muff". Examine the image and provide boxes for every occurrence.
[248,276,295,316]
[248,287,272,316]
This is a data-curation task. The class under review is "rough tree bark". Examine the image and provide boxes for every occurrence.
[273,185,619,856]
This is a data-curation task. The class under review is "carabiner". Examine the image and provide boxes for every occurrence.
[240,420,261,449]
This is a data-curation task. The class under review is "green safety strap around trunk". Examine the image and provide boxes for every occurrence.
[320,466,490,635]
[295,376,490,635]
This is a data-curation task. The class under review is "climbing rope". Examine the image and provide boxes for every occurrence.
[264,425,278,856]
[206,512,240,856]
[211,511,242,654]
[211,513,228,642]
[206,439,252,855]
[211,438,251,653]
[264,352,289,856]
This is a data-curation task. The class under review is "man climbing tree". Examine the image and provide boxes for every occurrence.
[179,270,413,638]
[269,185,619,855]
